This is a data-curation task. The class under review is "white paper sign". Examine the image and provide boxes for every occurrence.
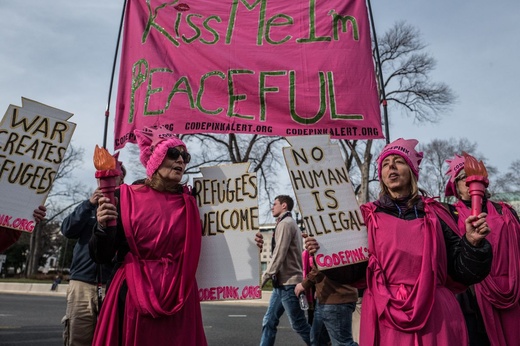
[283,135,368,270]
[0,98,76,232]
[194,162,261,301]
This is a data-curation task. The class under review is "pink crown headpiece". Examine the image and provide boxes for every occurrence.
[134,126,187,177]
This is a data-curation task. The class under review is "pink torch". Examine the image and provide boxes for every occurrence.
[462,152,489,216]
[93,145,120,227]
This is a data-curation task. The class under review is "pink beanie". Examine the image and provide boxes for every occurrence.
[444,154,465,197]
[377,138,423,179]
[134,126,187,178]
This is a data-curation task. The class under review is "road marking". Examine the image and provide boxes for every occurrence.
[228,315,247,317]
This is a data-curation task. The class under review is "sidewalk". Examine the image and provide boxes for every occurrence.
[0,282,67,296]
[0,282,271,305]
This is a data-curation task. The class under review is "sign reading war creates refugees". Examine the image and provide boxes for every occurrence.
[0,98,76,233]
[283,135,368,270]
[114,0,382,149]
[194,163,261,301]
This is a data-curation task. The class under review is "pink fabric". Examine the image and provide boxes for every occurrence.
[359,198,468,346]
[376,138,424,179]
[302,250,315,304]
[0,227,22,252]
[454,200,520,346]
[92,184,206,346]
[114,0,383,150]
[444,154,465,197]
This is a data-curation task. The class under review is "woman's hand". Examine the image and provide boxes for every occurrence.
[255,232,264,250]
[96,197,118,228]
[32,205,47,223]
[464,212,490,247]
[305,236,320,255]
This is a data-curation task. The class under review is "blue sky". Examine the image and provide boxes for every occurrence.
[374,1,520,172]
[1,1,518,191]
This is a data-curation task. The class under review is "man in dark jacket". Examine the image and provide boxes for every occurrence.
[61,166,124,346]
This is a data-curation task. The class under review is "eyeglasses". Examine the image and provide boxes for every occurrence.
[166,147,191,164]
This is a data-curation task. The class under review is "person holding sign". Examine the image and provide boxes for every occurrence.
[0,205,46,252]
[89,126,206,346]
[294,255,365,346]
[260,195,311,346]
[60,163,124,346]
[444,154,520,346]
[305,138,493,345]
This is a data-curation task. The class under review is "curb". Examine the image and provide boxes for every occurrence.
[0,282,67,297]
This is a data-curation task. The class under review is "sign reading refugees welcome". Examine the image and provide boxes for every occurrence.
[283,135,368,270]
[194,163,261,301]
[114,0,383,149]
[0,98,76,233]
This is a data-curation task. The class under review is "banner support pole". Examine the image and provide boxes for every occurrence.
[103,0,128,149]
[366,0,390,144]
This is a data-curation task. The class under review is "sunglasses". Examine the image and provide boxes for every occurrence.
[166,147,191,164]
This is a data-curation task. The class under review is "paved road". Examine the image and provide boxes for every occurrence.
[0,294,305,345]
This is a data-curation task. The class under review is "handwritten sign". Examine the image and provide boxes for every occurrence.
[0,98,76,232]
[194,162,261,301]
[114,0,382,149]
[283,135,368,269]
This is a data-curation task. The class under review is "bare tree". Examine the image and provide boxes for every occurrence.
[493,160,520,195]
[418,138,502,203]
[379,21,456,123]
[340,21,457,203]
[25,144,90,277]
[419,138,478,201]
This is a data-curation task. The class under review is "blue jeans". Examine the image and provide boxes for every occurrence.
[311,301,358,346]
[260,285,311,346]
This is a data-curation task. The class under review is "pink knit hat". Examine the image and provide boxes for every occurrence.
[377,138,424,179]
[444,154,465,197]
[134,126,187,177]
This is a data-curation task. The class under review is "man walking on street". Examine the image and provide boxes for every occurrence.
[260,195,311,346]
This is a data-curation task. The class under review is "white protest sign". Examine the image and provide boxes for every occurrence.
[283,135,368,270]
[0,98,76,232]
[194,162,261,301]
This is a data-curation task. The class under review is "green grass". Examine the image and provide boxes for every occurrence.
[262,280,273,291]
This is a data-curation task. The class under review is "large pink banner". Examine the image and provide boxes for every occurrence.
[114,0,383,149]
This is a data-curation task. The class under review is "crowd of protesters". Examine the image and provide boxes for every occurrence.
[256,138,518,346]
[2,135,519,346]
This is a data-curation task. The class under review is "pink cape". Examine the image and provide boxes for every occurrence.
[359,198,468,345]
[454,200,520,346]
[92,184,207,346]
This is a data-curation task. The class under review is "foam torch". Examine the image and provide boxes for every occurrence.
[93,145,120,227]
[462,152,489,216]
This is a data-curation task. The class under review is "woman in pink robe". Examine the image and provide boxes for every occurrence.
[305,138,493,346]
[445,154,520,346]
[90,126,207,346]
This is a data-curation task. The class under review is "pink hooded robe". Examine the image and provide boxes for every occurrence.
[453,200,520,346]
[92,184,207,346]
[360,198,468,346]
